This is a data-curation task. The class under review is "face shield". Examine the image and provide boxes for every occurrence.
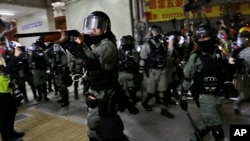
[236,36,248,48]
[83,15,108,34]
[237,29,250,48]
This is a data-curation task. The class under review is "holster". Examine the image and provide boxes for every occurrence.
[98,91,118,117]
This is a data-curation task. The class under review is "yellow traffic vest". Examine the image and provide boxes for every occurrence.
[0,55,11,93]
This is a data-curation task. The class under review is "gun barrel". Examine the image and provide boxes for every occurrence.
[13,30,80,38]
[14,32,59,38]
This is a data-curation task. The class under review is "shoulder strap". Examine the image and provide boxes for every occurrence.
[194,50,202,63]
[0,56,6,66]
[147,40,155,52]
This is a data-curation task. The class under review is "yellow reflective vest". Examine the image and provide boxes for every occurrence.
[0,55,11,93]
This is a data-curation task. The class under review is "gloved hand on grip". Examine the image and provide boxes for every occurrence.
[179,92,188,111]
[86,93,98,108]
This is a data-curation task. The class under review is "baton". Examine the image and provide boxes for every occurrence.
[186,111,202,141]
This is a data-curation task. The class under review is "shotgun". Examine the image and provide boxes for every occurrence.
[13,30,80,42]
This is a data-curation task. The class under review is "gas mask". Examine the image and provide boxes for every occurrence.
[153,35,161,42]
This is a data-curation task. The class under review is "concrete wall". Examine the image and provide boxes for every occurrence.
[16,9,54,47]
[65,0,133,42]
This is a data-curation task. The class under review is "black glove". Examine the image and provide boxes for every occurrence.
[223,82,239,99]
[179,94,188,111]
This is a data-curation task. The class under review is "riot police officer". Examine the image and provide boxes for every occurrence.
[53,43,71,107]
[229,26,250,114]
[28,42,50,102]
[139,25,174,118]
[55,11,129,141]
[118,35,140,104]
[179,23,230,141]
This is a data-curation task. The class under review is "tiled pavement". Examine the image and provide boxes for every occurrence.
[14,108,88,141]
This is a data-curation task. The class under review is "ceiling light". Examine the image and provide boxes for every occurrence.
[51,2,65,7]
[0,12,15,16]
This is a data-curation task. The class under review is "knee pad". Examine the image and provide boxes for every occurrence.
[211,126,224,141]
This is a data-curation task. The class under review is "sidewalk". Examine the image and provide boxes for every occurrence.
[6,84,250,141]
[14,107,88,141]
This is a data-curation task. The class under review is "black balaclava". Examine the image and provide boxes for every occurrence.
[90,33,108,45]
[197,38,216,55]
[153,35,161,43]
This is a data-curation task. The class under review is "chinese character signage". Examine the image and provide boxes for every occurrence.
[145,0,250,22]
[145,0,185,22]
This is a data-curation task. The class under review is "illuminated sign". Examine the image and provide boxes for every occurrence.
[145,0,185,22]
[145,0,250,22]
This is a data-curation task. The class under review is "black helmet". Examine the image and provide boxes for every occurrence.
[194,23,213,42]
[237,26,250,48]
[149,25,162,36]
[120,35,135,46]
[83,11,111,33]
[195,23,217,54]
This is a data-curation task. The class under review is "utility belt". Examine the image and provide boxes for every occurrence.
[200,90,224,97]
[148,63,165,69]
[86,88,118,117]
[151,65,165,69]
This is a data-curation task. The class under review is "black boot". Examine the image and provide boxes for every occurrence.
[61,102,69,107]
[163,92,176,106]
[11,131,25,139]
[142,94,153,111]
[36,86,43,102]
[41,84,49,101]
[161,108,174,118]
[128,88,140,104]
[61,90,69,107]
[89,138,99,141]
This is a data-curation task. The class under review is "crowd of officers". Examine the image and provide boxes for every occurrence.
[1,11,250,141]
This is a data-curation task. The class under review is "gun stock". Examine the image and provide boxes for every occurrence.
[13,30,80,42]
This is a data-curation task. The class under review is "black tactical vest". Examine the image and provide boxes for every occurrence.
[54,51,65,74]
[146,41,167,69]
[118,46,138,73]
[194,52,224,95]
[31,51,47,70]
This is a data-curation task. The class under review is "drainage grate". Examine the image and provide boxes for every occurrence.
[15,113,33,122]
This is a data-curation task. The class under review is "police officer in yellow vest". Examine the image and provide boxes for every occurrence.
[0,36,25,141]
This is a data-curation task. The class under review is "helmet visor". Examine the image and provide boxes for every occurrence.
[83,15,108,33]
[236,36,247,48]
